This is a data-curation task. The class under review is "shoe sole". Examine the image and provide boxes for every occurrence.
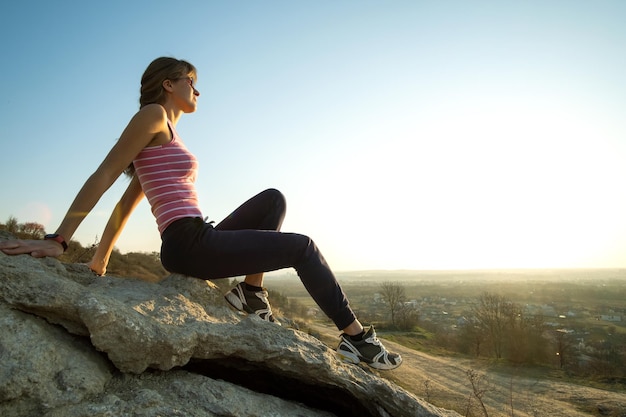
[337,346,403,370]
[337,351,402,370]
[368,358,402,370]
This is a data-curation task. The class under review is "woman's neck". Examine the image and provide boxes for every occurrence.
[162,105,183,126]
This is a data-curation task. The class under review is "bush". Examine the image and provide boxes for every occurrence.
[396,305,420,331]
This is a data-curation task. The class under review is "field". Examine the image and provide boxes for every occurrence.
[268,269,626,416]
[309,321,626,417]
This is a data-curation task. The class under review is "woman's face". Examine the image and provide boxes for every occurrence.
[171,75,200,113]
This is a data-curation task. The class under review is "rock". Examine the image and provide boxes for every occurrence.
[0,241,460,417]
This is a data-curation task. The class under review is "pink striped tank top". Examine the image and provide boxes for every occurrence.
[133,120,203,234]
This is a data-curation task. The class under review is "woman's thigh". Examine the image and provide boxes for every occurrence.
[215,188,286,232]
[165,224,312,280]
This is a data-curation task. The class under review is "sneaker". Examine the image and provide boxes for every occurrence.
[336,326,402,370]
[225,282,276,323]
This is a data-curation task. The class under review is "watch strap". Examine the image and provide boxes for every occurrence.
[44,234,68,252]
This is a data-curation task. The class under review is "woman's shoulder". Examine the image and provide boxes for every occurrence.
[128,104,169,133]
[137,103,168,120]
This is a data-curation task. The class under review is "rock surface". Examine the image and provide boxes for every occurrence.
[0,236,460,417]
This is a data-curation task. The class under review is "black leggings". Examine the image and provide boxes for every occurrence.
[160,188,356,330]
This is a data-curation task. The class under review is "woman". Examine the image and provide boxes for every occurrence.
[0,57,401,370]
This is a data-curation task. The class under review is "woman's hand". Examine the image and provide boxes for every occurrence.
[0,239,64,258]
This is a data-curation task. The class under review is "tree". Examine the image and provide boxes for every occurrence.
[507,311,547,365]
[458,318,487,357]
[554,329,574,369]
[465,369,491,417]
[395,303,419,331]
[472,292,517,359]
[379,281,406,328]
[19,222,46,239]
[3,216,19,234]
[1,216,45,239]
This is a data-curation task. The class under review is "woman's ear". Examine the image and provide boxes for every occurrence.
[162,79,174,92]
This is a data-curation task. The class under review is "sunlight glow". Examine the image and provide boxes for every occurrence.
[1,2,624,271]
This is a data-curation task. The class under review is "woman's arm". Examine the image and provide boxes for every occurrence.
[0,104,168,257]
[87,175,145,275]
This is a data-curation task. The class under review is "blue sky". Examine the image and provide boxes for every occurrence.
[1,1,625,271]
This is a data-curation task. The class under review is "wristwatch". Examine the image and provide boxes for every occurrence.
[44,234,68,252]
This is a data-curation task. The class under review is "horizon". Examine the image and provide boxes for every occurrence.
[273,266,626,277]
[1,1,625,271]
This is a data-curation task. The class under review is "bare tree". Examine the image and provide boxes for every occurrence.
[472,292,517,359]
[554,329,573,369]
[508,376,515,417]
[379,281,406,327]
[466,369,490,417]
[458,318,487,357]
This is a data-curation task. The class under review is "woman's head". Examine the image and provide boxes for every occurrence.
[140,57,197,108]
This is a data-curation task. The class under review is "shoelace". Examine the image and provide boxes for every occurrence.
[364,333,381,346]
[257,291,270,304]
[256,291,273,314]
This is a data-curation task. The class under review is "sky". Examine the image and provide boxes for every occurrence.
[1,1,625,271]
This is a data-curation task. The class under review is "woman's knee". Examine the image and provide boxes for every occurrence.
[261,188,287,227]
[262,188,286,210]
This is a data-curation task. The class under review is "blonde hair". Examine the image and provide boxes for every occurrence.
[139,57,197,108]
